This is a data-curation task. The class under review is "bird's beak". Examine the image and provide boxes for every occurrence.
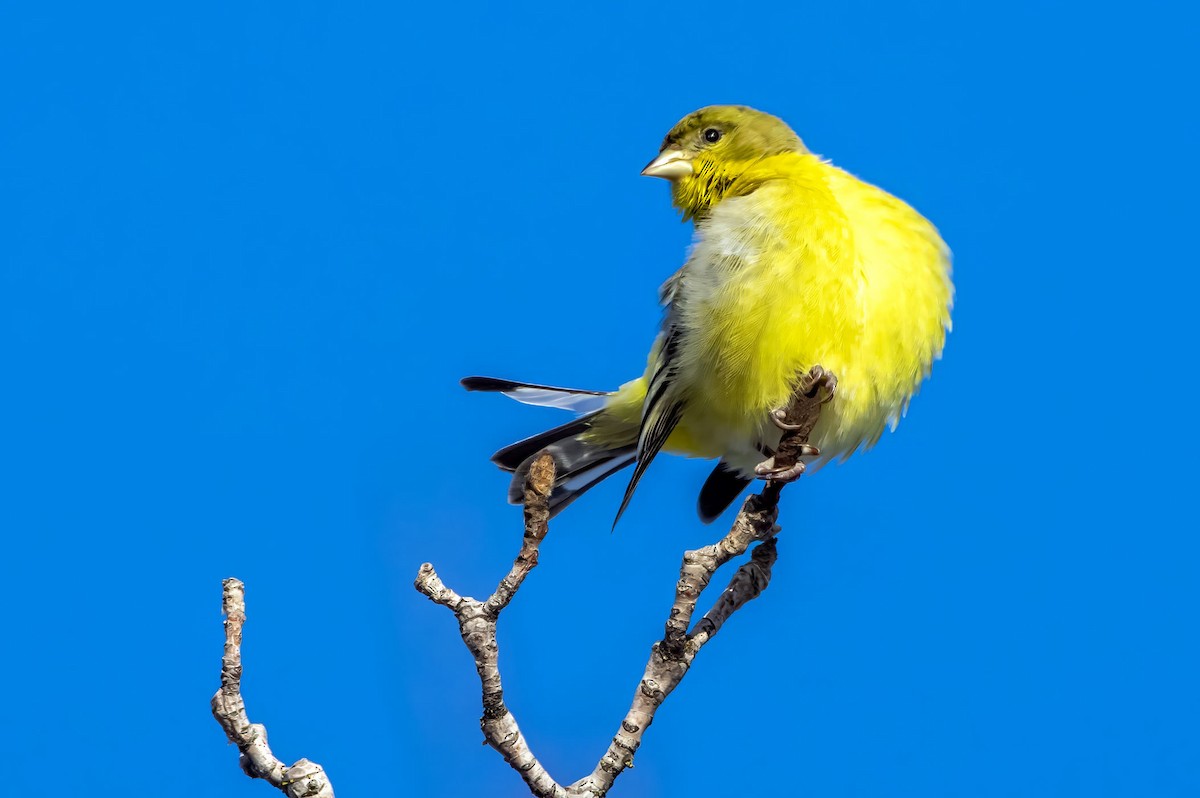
[641,148,693,180]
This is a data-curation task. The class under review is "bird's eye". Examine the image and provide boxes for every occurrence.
[703,128,722,143]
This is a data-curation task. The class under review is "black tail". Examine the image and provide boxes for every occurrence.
[490,415,595,472]
[464,376,636,517]
[494,415,636,517]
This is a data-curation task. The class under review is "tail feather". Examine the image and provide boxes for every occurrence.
[491,414,597,472]
[461,376,609,413]
[466,375,635,518]
[549,451,636,516]
[504,426,636,518]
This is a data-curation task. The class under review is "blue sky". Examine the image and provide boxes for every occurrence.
[2,2,1197,796]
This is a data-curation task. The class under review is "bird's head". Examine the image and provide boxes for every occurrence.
[642,105,806,221]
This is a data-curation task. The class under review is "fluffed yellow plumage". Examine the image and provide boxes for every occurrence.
[463,105,952,524]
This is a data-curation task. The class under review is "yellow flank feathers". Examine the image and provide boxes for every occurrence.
[467,105,952,523]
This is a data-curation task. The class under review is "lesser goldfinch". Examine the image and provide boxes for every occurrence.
[464,105,953,524]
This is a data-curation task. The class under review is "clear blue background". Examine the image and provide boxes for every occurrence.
[2,2,1196,796]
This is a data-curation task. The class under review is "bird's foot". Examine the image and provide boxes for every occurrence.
[753,446,820,483]
[768,406,805,432]
[768,365,838,432]
[798,364,838,405]
[757,364,837,483]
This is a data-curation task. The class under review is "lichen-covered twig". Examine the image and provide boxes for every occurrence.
[417,370,830,796]
[211,579,336,798]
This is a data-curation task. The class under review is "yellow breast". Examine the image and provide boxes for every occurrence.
[665,153,952,470]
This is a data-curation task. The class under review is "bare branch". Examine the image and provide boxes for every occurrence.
[572,493,781,795]
[417,370,830,796]
[416,453,567,797]
[211,578,336,798]
[691,536,778,647]
[485,452,554,616]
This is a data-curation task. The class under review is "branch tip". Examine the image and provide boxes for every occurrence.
[211,578,336,797]
[527,452,556,497]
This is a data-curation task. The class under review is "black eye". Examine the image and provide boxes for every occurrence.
[703,128,722,143]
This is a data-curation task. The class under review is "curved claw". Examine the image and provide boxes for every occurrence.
[799,365,838,404]
[753,443,820,482]
[754,460,808,483]
[770,408,806,431]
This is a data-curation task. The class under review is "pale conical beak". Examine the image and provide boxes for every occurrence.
[641,149,693,180]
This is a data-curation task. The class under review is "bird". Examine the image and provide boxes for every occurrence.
[463,105,953,526]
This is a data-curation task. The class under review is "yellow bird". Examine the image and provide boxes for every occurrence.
[464,105,953,524]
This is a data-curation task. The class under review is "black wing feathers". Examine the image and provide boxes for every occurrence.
[612,325,687,527]
[697,462,752,523]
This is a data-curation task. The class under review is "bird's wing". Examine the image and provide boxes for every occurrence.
[612,303,688,527]
[697,461,753,523]
[658,267,685,306]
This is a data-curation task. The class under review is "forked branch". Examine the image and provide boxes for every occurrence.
[209,373,829,796]
[415,371,829,796]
